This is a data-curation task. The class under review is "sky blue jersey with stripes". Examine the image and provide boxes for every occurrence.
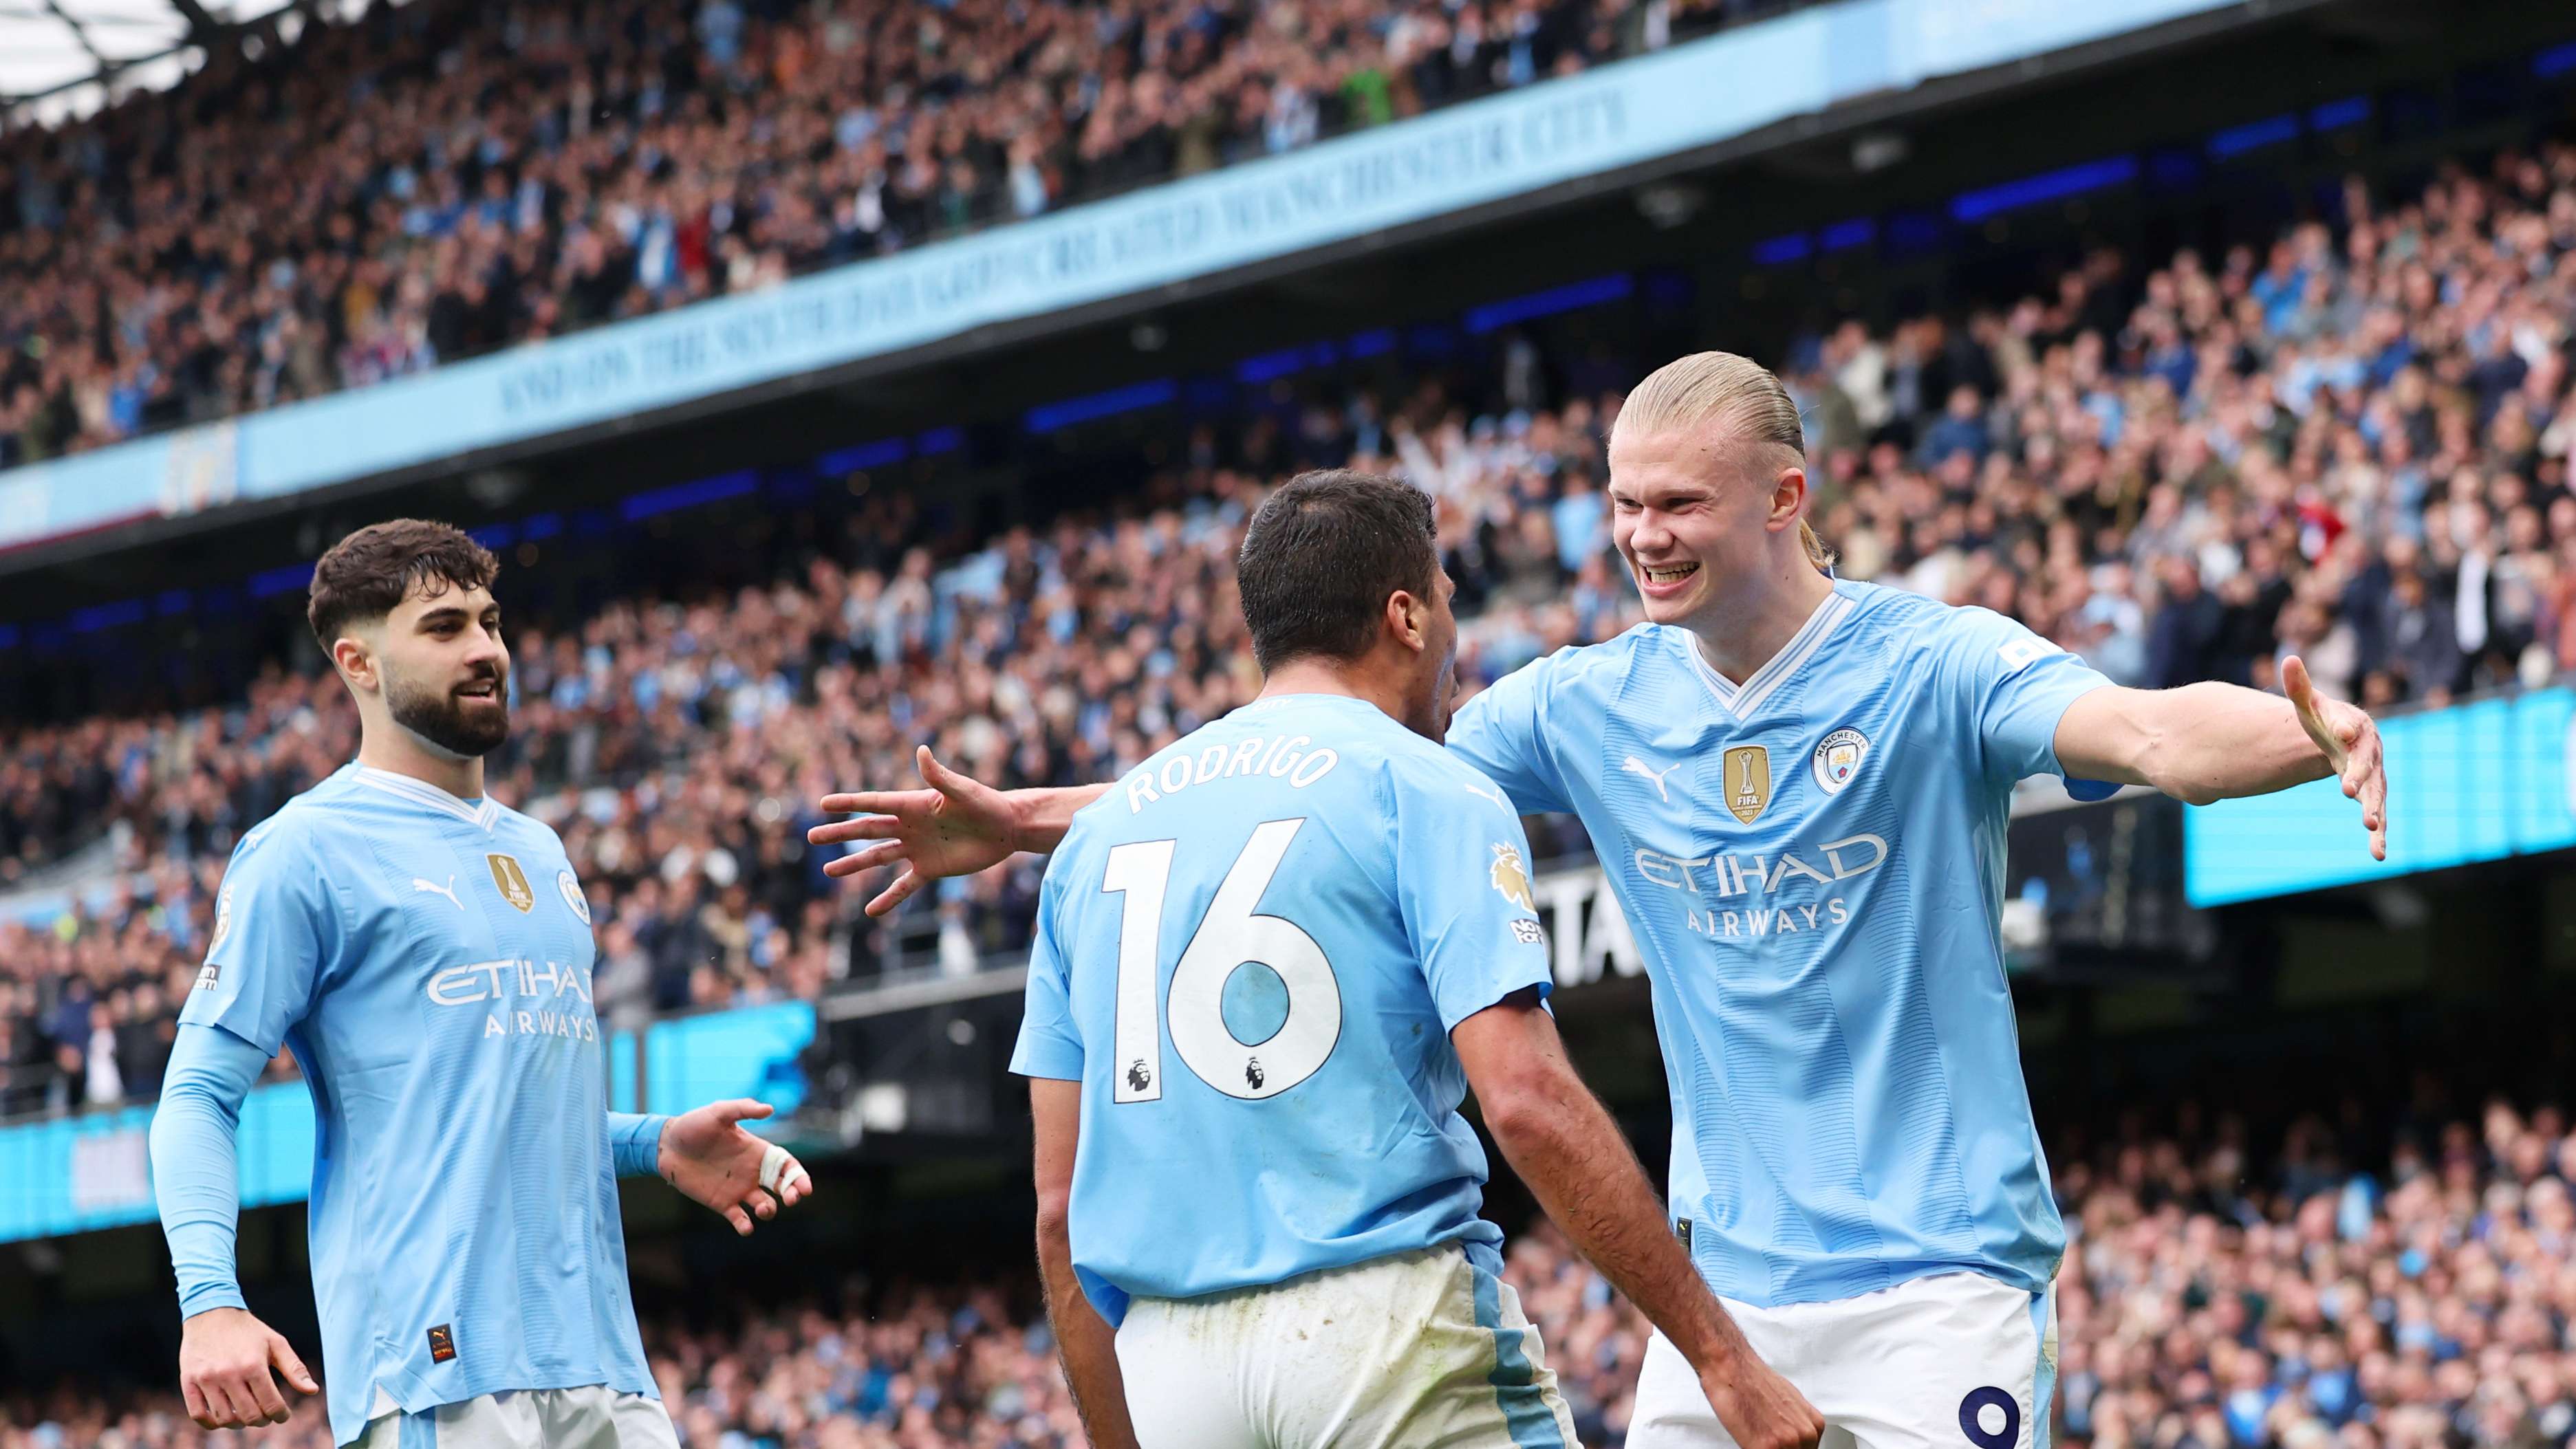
[1010,694,1557,1325]
[171,764,654,1444]
[1446,578,2117,1308]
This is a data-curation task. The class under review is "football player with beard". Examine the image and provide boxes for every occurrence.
[149,519,812,1448]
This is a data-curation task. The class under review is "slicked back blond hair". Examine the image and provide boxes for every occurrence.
[1612,351,1834,570]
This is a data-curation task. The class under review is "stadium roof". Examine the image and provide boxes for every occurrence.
[0,0,310,123]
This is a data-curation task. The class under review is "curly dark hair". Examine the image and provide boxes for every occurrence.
[307,519,499,652]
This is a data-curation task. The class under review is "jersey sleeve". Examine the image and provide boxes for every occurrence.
[1444,652,1577,815]
[177,820,336,1056]
[1385,754,1557,1031]
[1945,606,2119,796]
[1009,866,1085,1082]
[605,1112,669,1177]
[149,1021,272,1319]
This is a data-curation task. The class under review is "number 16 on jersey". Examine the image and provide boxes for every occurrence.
[1101,818,1345,1104]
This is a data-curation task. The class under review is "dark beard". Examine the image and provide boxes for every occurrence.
[387,668,510,758]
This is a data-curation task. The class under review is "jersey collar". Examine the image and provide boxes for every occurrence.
[353,765,504,831]
[1680,586,1857,722]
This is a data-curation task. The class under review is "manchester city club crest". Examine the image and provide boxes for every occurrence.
[1811,727,1870,794]
[557,870,592,924]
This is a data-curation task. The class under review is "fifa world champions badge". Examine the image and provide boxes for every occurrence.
[1722,745,1771,825]
[487,853,537,913]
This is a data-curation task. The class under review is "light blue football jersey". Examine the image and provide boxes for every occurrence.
[177,763,651,1443]
[1010,694,1556,1325]
[1446,578,2114,1308]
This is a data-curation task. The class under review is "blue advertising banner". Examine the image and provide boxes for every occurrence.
[2184,688,2576,906]
[0,1002,813,1244]
[0,0,2236,555]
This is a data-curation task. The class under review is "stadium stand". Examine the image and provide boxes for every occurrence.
[7,1093,2572,1448]
[0,378,1636,1113]
[0,0,1804,466]
[6,129,2576,1118]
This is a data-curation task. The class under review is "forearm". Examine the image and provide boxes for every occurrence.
[1486,1076,1750,1375]
[1009,785,1112,855]
[1037,1219,1138,1449]
[2129,682,2334,805]
[150,1025,269,1319]
[605,1111,669,1177]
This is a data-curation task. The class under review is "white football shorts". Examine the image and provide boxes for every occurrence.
[355,1384,678,1448]
[1631,1270,2058,1449]
[1114,1241,1581,1448]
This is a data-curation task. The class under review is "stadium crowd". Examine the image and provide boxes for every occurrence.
[10,131,2576,1112]
[0,386,1632,1113]
[0,0,1786,466]
[8,1091,2575,1449]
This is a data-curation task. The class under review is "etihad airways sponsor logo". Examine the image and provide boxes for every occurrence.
[425,957,600,1043]
[1632,833,1889,940]
[1632,834,1887,895]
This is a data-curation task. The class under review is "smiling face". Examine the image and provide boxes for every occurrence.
[1607,422,1806,634]
[369,578,512,759]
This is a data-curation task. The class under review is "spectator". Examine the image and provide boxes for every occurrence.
[2381,569,2463,704]
[2147,557,2226,689]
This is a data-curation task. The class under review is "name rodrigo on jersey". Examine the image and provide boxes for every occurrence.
[1122,732,1342,813]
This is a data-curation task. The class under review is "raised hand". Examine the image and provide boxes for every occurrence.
[808,745,1023,917]
[2281,655,2388,861]
[658,1099,813,1236]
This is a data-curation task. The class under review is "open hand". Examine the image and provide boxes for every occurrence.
[659,1099,813,1236]
[2282,655,2388,861]
[808,745,1020,916]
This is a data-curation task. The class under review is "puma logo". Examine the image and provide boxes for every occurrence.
[1622,756,1681,803]
[1462,780,1513,813]
[413,875,464,911]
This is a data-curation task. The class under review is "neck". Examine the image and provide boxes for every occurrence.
[356,722,486,800]
[1687,553,1836,685]
[1255,656,1410,724]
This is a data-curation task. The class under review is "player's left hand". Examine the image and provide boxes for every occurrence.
[2282,655,2388,861]
[658,1099,814,1236]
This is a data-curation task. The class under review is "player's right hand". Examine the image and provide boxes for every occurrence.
[808,745,1019,917]
[2282,653,2388,861]
[179,1305,318,1429]
[1700,1351,1828,1449]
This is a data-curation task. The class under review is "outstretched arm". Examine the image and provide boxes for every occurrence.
[808,745,1107,915]
[2053,655,2387,859]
